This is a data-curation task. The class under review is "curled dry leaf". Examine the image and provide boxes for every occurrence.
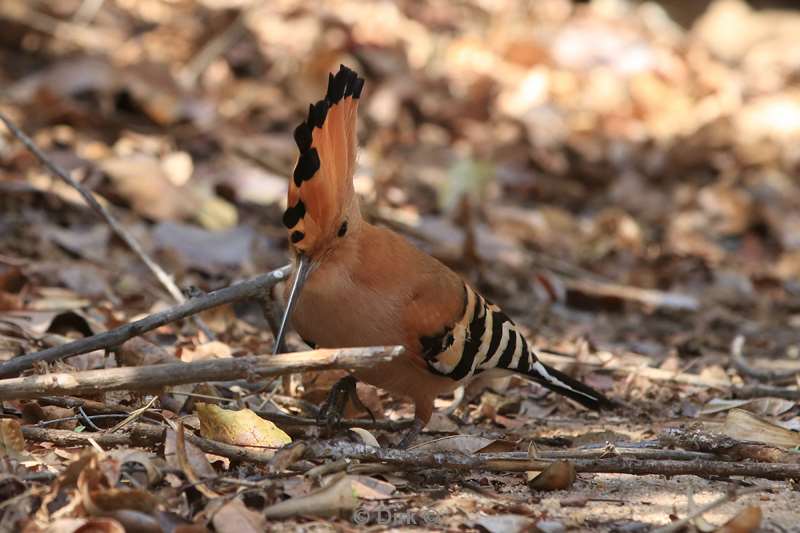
[722,408,800,448]
[527,460,576,491]
[172,424,219,499]
[269,442,308,473]
[78,453,160,517]
[715,506,762,533]
[263,474,358,519]
[109,449,163,487]
[348,427,380,448]
[196,403,291,452]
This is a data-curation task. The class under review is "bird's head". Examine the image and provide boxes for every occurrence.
[274,65,365,352]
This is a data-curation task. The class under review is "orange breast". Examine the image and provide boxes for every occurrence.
[287,222,466,414]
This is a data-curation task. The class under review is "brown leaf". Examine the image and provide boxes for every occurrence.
[0,419,26,458]
[527,460,576,491]
[263,474,357,519]
[211,500,265,533]
[173,422,219,499]
[715,506,762,533]
[408,435,494,454]
[722,409,800,448]
[41,517,126,533]
[77,454,160,516]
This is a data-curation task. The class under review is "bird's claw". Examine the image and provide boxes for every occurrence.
[316,375,375,431]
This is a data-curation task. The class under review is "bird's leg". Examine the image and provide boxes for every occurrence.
[317,375,375,431]
[397,418,425,449]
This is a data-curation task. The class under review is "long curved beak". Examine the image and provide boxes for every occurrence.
[273,253,311,354]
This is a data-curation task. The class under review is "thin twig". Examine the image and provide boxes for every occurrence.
[0,265,291,377]
[179,7,249,89]
[0,111,213,337]
[0,346,405,399]
[254,410,415,432]
[731,335,799,384]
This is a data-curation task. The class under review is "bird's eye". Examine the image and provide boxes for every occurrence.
[337,220,348,237]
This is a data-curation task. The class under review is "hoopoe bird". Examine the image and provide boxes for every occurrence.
[275,65,612,446]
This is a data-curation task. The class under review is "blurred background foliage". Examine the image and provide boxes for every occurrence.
[1,0,799,355]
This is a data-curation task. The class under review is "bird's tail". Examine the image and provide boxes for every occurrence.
[524,359,613,410]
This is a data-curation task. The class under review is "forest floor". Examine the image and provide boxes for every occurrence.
[1,0,800,531]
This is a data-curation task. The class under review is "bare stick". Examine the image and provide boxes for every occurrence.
[254,411,415,432]
[659,427,796,464]
[0,111,212,336]
[0,265,291,377]
[22,423,277,464]
[732,385,800,401]
[179,8,248,89]
[305,442,800,480]
[730,335,799,383]
[20,426,800,480]
[37,394,414,431]
[0,345,403,399]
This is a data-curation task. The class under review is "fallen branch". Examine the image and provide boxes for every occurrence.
[730,335,799,384]
[0,265,291,377]
[659,427,798,463]
[0,346,404,399]
[36,394,414,431]
[22,423,277,464]
[731,385,800,401]
[0,111,214,338]
[255,411,415,432]
[304,442,800,480]
[21,426,800,480]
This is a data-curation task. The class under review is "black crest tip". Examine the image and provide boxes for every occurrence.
[293,122,312,153]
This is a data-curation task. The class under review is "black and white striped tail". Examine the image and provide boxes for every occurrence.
[421,283,611,410]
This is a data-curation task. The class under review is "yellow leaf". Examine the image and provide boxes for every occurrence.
[196,403,291,449]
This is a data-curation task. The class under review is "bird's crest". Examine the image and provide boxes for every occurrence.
[282,64,364,253]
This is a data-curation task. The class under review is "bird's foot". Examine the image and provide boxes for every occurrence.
[317,375,375,431]
[397,418,425,449]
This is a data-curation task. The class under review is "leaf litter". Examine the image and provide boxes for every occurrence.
[1,0,800,530]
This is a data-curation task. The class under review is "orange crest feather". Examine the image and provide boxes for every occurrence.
[282,65,364,253]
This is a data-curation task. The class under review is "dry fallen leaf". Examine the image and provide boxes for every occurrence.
[196,403,291,450]
[408,434,494,454]
[714,505,762,533]
[527,460,576,491]
[348,428,380,448]
[0,419,26,458]
[349,475,395,500]
[211,499,266,533]
[41,517,126,533]
[722,408,800,448]
[263,474,358,519]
